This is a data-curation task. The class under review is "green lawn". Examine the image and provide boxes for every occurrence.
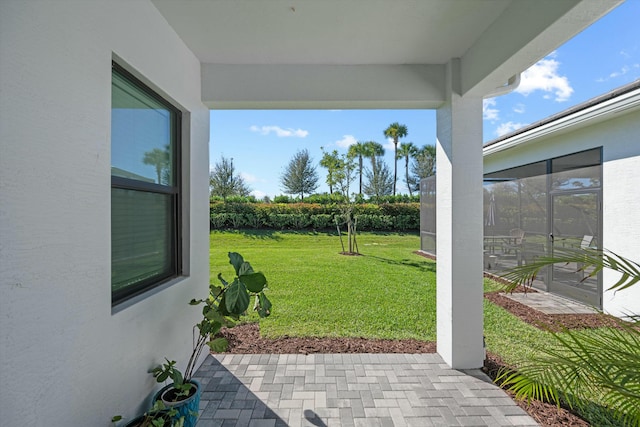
[210,230,436,340]
[209,230,628,425]
[208,230,577,364]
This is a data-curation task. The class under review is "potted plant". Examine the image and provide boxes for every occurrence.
[112,400,184,427]
[150,252,272,427]
[150,360,199,427]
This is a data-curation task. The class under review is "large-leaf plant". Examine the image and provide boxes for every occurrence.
[496,247,640,426]
[156,252,272,386]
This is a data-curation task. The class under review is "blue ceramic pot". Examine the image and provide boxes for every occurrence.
[153,380,200,427]
[123,410,171,427]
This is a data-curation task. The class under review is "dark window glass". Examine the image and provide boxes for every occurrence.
[484,160,546,182]
[551,148,601,190]
[111,63,181,305]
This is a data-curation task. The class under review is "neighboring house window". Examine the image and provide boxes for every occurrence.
[111,62,182,306]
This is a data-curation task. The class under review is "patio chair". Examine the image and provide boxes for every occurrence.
[502,228,525,253]
[577,235,595,279]
[502,228,525,265]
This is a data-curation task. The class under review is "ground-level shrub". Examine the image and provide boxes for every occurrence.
[210,202,419,231]
[310,214,334,230]
[354,214,394,230]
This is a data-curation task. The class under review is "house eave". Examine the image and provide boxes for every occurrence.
[483,80,640,157]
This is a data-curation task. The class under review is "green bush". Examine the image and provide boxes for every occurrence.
[310,214,334,230]
[225,202,256,215]
[352,204,382,216]
[379,202,419,216]
[273,195,295,203]
[225,195,257,203]
[288,214,312,229]
[367,194,419,204]
[209,201,227,214]
[228,213,246,228]
[268,214,290,229]
[355,214,394,230]
[244,213,265,229]
[210,201,419,231]
[210,213,230,229]
[305,193,348,205]
[393,215,418,231]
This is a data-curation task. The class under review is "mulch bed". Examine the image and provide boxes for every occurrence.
[218,284,620,426]
[219,323,436,355]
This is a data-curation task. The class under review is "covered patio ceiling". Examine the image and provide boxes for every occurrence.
[151,0,621,369]
[151,0,621,109]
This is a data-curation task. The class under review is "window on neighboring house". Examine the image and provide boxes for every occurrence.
[111,62,182,306]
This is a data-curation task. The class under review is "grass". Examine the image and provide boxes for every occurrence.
[209,230,633,425]
[208,229,609,364]
[210,229,436,340]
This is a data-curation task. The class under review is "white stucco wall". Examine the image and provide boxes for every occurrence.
[0,1,209,425]
[599,112,640,317]
[483,106,640,317]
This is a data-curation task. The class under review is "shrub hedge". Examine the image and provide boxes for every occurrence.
[211,194,420,205]
[210,202,420,231]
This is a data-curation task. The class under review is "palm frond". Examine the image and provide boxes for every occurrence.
[496,246,640,425]
[498,322,640,426]
[499,247,640,293]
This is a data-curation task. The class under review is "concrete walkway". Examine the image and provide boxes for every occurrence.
[502,291,599,315]
[193,353,538,427]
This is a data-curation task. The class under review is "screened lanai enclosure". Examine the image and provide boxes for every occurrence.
[420,147,603,308]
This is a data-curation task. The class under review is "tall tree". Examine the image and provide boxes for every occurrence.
[319,148,342,194]
[396,142,418,196]
[383,122,408,196]
[409,144,436,193]
[280,149,319,201]
[143,145,170,184]
[362,141,385,170]
[347,142,368,195]
[336,154,356,199]
[363,158,393,197]
[209,156,251,199]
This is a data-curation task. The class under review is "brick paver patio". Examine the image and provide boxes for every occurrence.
[193,353,538,426]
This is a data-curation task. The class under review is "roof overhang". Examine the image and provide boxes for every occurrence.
[151,0,622,109]
[484,81,640,157]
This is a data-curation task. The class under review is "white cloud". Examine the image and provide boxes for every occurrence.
[513,103,526,114]
[384,138,395,151]
[240,172,258,183]
[495,121,527,137]
[516,57,573,102]
[251,190,267,199]
[335,135,357,148]
[249,125,309,138]
[483,98,499,121]
[608,64,639,79]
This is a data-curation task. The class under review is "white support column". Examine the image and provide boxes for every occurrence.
[435,60,484,368]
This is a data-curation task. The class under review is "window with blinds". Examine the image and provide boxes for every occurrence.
[111,62,181,306]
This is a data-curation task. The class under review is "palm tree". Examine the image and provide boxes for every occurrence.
[347,142,368,195]
[383,122,408,196]
[396,142,418,196]
[143,145,170,184]
[362,141,385,171]
[408,144,436,193]
[496,247,640,426]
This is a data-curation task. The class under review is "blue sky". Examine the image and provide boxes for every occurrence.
[211,1,640,199]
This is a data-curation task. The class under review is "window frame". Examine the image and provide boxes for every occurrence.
[111,61,183,306]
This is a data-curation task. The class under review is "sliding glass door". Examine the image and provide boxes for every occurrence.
[549,191,601,307]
